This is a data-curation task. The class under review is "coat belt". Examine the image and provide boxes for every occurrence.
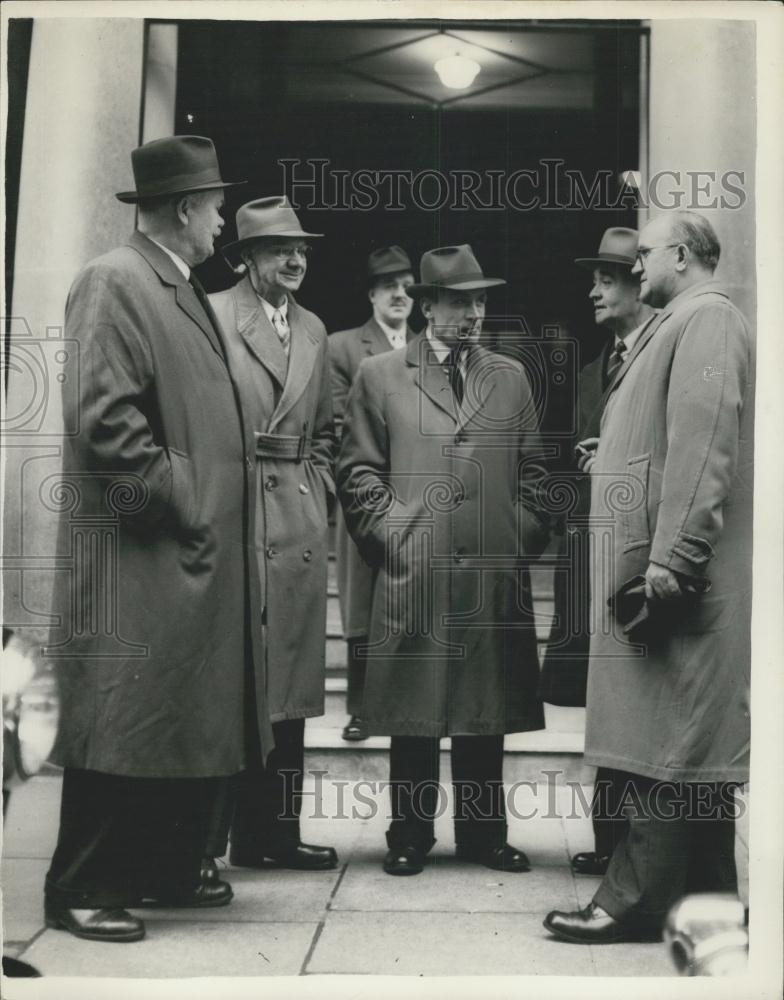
[254,431,311,462]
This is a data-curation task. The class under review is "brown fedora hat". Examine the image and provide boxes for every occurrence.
[406,244,505,298]
[575,227,638,269]
[220,196,323,259]
[367,245,414,284]
[115,135,244,204]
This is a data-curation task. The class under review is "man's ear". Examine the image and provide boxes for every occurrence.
[420,298,432,321]
[174,196,190,226]
[674,244,690,273]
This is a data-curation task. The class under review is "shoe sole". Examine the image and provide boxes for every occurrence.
[383,866,423,876]
[232,857,338,871]
[45,916,145,943]
[455,852,531,874]
[135,890,234,909]
[541,916,641,945]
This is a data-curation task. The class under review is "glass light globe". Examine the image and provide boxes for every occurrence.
[434,55,481,90]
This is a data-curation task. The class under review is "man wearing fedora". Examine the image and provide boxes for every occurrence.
[203,196,338,874]
[328,246,417,743]
[338,244,550,876]
[539,228,654,877]
[545,210,753,943]
[44,136,274,942]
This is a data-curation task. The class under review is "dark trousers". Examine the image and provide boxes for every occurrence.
[346,636,367,717]
[594,774,738,930]
[592,766,630,858]
[205,717,305,858]
[387,735,506,853]
[45,767,217,908]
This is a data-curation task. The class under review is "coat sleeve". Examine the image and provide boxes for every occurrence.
[309,338,337,504]
[514,365,551,556]
[336,360,398,567]
[649,303,749,577]
[64,262,185,530]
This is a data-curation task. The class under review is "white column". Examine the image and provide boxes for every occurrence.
[4,19,145,642]
[648,20,756,321]
[142,22,178,142]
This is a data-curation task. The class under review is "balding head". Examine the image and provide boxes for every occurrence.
[632,211,722,307]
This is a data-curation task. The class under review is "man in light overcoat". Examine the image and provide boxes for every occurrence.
[204,197,338,873]
[545,210,753,943]
[338,244,550,876]
[328,246,416,741]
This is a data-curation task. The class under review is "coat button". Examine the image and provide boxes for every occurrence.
[455,432,465,444]
[453,548,466,564]
[266,546,277,558]
[245,457,253,469]
[303,549,313,561]
[454,490,465,506]
[265,476,277,491]
[299,483,309,494]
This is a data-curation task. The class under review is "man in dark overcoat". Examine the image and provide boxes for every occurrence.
[540,228,654,876]
[338,245,550,876]
[44,136,273,942]
[204,197,338,873]
[545,210,753,943]
[328,246,416,742]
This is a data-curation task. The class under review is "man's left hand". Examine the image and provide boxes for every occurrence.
[645,562,683,601]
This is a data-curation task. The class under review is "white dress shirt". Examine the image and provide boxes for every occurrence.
[375,316,407,351]
[147,236,190,280]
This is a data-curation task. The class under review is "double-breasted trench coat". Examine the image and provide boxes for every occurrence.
[210,275,335,722]
[328,317,414,639]
[337,333,549,737]
[50,231,273,778]
[585,281,754,783]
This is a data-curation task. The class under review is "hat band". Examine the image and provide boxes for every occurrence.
[136,167,224,197]
[420,270,492,287]
[237,221,311,240]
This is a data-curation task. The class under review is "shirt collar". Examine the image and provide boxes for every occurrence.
[146,237,190,280]
[616,317,649,355]
[259,296,289,325]
[375,314,407,348]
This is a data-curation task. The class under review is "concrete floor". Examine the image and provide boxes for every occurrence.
[2,773,678,985]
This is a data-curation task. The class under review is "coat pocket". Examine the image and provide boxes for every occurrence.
[622,454,651,552]
[168,448,197,534]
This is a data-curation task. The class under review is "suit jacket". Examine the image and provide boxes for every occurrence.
[585,280,754,782]
[337,333,549,737]
[210,276,335,722]
[328,317,414,638]
[50,231,273,777]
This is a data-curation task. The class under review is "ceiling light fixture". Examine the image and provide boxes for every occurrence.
[434,54,481,90]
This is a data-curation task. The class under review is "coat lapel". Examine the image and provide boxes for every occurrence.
[457,345,496,432]
[127,231,226,363]
[271,297,321,428]
[233,276,288,389]
[408,333,457,423]
[604,311,664,401]
[362,318,392,356]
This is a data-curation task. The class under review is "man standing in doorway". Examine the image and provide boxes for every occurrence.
[338,244,549,876]
[329,246,417,742]
[204,196,338,874]
[540,228,654,876]
[545,210,753,942]
[44,136,273,942]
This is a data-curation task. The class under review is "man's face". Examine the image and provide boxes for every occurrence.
[632,218,678,307]
[369,272,414,326]
[589,266,641,330]
[246,238,309,302]
[184,189,225,266]
[423,288,487,347]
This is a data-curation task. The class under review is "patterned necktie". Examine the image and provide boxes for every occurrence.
[448,345,465,407]
[605,339,627,388]
[271,308,291,357]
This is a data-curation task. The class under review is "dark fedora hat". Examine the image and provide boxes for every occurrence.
[367,246,414,284]
[115,135,244,204]
[220,196,323,260]
[575,227,638,269]
[406,244,505,298]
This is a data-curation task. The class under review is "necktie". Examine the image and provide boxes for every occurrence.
[605,340,627,388]
[272,309,291,357]
[448,345,465,407]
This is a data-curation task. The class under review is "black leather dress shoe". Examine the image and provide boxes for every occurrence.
[455,843,531,873]
[231,842,338,871]
[341,716,368,741]
[383,845,425,876]
[571,851,611,876]
[543,902,654,944]
[138,878,233,908]
[44,900,145,943]
[201,856,220,883]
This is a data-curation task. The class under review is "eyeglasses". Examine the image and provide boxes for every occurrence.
[634,244,681,265]
[265,244,312,260]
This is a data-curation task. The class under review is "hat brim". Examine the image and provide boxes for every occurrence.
[115,179,246,205]
[406,277,506,298]
[368,266,415,283]
[575,255,636,270]
[220,231,325,259]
